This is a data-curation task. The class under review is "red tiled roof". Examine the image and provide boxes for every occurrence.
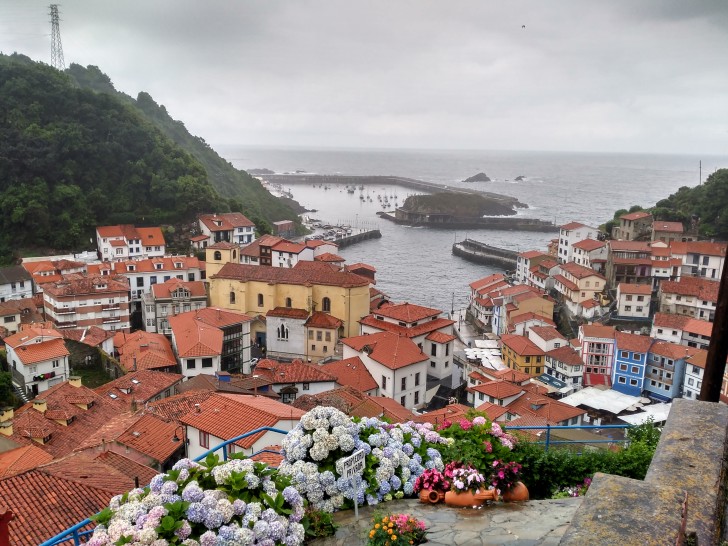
[489,368,533,384]
[572,238,605,251]
[546,346,584,367]
[686,349,708,369]
[314,252,346,262]
[359,315,455,338]
[214,261,369,288]
[660,277,720,302]
[374,302,441,322]
[305,311,343,329]
[87,256,202,276]
[116,413,184,463]
[474,401,510,421]
[12,337,69,365]
[425,331,457,344]
[0,445,54,478]
[250,445,284,467]
[509,312,556,327]
[143,390,215,421]
[267,307,310,320]
[650,341,698,360]
[343,331,428,370]
[4,327,63,348]
[169,313,223,358]
[59,326,114,348]
[95,369,182,407]
[560,262,605,280]
[620,211,652,221]
[560,222,590,230]
[529,326,566,342]
[583,373,611,387]
[199,212,254,231]
[580,324,616,340]
[365,395,417,422]
[608,240,652,252]
[115,331,178,372]
[615,331,653,354]
[412,404,468,425]
[255,359,338,384]
[652,312,690,330]
[345,262,377,273]
[684,318,713,337]
[653,221,684,233]
[507,392,586,424]
[469,274,506,291]
[323,356,378,392]
[42,273,129,298]
[518,250,547,259]
[500,334,545,356]
[151,278,207,298]
[180,393,304,449]
[468,380,523,400]
[272,240,306,254]
[93,450,159,486]
[618,283,652,295]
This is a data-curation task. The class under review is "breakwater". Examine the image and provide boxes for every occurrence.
[260,173,525,209]
[335,229,382,248]
[377,211,556,232]
[452,238,518,269]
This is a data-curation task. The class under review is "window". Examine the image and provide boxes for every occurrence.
[414,391,420,405]
[618,377,626,384]
[202,358,213,368]
[400,396,406,406]
[311,345,316,351]
[187,359,196,369]
[430,361,436,368]
[382,376,387,390]
[199,431,209,448]
[619,363,628,371]
[430,344,437,356]
[445,360,449,368]
[401,377,406,390]
[277,325,289,340]
[325,331,331,341]
[316,331,322,341]
[322,297,331,312]
[303,383,310,391]
[52,359,60,368]
[415,372,420,386]
[626,295,633,301]
[631,366,639,374]
[630,379,638,386]
[688,378,694,386]
[445,344,449,356]
[257,293,264,307]
[323,346,328,352]
[625,305,632,311]
[136,277,144,287]
[637,295,644,302]
[229,291,236,304]
[308,330,314,340]
[285,297,292,308]
[214,251,222,261]
[621,351,628,358]
[150,276,157,285]
[636,306,643,312]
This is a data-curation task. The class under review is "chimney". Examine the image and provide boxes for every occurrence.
[133,356,137,372]
[140,344,148,352]
[194,403,201,413]
[0,421,12,437]
[215,371,231,383]
[69,376,82,388]
[0,407,13,423]
[0,507,15,546]
[33,399,47,413]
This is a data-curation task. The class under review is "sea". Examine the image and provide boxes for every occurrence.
[216,146,727,314]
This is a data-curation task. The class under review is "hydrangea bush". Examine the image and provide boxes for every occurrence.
[279,407,452,511]
[88,454,305,546]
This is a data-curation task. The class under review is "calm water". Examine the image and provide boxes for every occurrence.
[217,146,727,313]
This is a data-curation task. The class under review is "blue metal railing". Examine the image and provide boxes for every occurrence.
[38,423,634,545]
[39,426,289,546]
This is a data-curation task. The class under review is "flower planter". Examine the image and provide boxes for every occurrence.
[502,481,529,502]
[444,489,497,508]
[419,489,446,504]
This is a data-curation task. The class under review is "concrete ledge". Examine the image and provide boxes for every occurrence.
[560,473,687,546]
[646,399,728,545]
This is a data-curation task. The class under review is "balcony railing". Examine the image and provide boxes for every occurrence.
[56,308,76,315]
[39,426,290,546]
[102,317,121,324]
[39,423,632,546]
[101,304,120,311]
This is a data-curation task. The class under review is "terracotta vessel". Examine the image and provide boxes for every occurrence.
[444,488,497,507]
[419,489,445,504]
[502,481,529,502]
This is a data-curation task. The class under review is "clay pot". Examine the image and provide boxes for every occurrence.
[419,489,445,504]
[501,481,529,502]
[444,489,496,507]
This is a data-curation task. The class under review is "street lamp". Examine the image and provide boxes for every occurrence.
[171,425,187,458]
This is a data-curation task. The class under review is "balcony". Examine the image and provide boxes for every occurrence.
[101,303,120,311]
[102,316,121,324]
[56,307,76,315]
[56,321,77,328]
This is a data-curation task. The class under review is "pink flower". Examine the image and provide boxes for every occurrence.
[484,440,493,453]
[472,416,486,426]
[459,419,473,431]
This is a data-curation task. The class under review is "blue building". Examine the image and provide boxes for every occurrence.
[612,331,653,397]
[643,340,688,402]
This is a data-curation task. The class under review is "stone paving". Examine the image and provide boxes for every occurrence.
[308,497,583,546]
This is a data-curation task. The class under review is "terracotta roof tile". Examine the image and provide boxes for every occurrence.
[169,313,223,357]
[615,331,654,354]
[365,395,416,422]
[0,445,53,478]
[143,390,215,421]
[305,311,343,329]
[560,222,591,230]
[560,262,605,280]
[11,337,69,365]
[267,307,310,320]
[199,212,254,231]
[572,238,606,251]
[151,278,207,298]
[343,331,428,370]
[425,331,457,344]
[618,283,653,295]
[507,392,586,424]
[468,380,524,399]
[509,312,556,327]
[314,252,346,262]
[116,413,185,463]
[620,211,652,221]
[412,404,468,425]
[529,326,566,342]
[500,334,545,356]
[580,324,616,339]
[59,326,114,347]
[367,302,441,323]
[653,221,684,233]
[546,346,584,367]
[114,331,178,372]
[322,356,378,392]
[255,359,338,384]
[95,370,182,407]
[93,450,159,486]
[214,260,369,288]
[660,277,720,302]
[469,274,506,291]
[474,401,510,420]
[180,393,304,449]
[360,315,455,338]
[250,445,284,467]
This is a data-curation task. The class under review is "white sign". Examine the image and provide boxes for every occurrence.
[341,449,366,479]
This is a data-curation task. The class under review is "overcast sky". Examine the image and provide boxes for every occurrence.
[2,1,728,154]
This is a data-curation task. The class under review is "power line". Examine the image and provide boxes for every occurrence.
[49,4,64,70]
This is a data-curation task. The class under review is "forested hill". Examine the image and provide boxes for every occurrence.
[65,63,299,231]
[0,54,299,264]
[605,168,728,240]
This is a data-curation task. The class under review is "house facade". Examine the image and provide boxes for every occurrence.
[615,283,652,319]
[198,212,256,246]
[96,225,166,260]
[612,332,653,397]
[611,211,652,241]
[578,324,616,387]
[0,265,33,303]
[643,341,687,402]
[266,307,309,359]
[557,222,599,264]
[4,327,70,398]
[142,278,208,334]
[43,274,131,332]
[658,277,719,321]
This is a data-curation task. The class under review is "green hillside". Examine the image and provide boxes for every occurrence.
[0,54,300,264]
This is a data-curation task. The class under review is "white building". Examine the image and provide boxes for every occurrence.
[557,222,599,264]
[4,327,70,398]
[142,278,208,334]
[96,225,166,261]
[265,307,309,359]
[342,331,428,410]
[271,241,314,268]
[253,359,339,403]
[659,277,718,322]
[198,212,256,247]
[615,283,652,319]
[681,350,707,400]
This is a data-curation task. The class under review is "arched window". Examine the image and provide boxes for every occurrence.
[322,297,331,312]
[285,297,292,308]
[214,251,222,261]
[258,293,264,307]
[229,291,236,304]
[232,250,237,260]
[277,324,289,340]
